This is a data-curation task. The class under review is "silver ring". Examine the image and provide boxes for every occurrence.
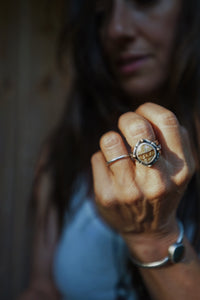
[132,139,161,167]
[106,154,131,166]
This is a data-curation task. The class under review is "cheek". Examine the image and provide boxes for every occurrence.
[141,2,181,63]
[145,18,179,67]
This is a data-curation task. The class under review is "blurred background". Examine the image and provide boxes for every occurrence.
[0,1,68,298]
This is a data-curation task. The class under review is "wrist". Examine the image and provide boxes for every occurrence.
[122,221,181,263]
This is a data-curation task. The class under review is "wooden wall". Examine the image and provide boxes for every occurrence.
[0,1,68,298]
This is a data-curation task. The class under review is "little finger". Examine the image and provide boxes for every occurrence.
[91,151,113,206]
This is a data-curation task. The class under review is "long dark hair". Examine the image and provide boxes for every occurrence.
[32,0,200,298]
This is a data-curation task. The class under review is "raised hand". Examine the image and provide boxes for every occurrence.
[91,103,195,256]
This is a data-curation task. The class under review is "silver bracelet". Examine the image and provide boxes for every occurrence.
[130,221,185,268]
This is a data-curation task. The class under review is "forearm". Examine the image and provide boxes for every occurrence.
[125,232,200,300]
[140,238,200,300]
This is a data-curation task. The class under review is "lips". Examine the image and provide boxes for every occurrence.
[115,53,150,75]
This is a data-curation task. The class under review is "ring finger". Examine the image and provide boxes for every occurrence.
[100,131,134,180]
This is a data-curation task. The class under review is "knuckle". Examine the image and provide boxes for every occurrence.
[116,171,134,188]
[121,184,142,205]
[118,111,133,127]
[176,164,194,186]
[101,196,118,209]
[148,185,167,200]
[127,120,153,140]
[96,185,118,209]
[100,131,121,150]
[158,111,179,127]
[146,176,169,199]
[120,189,133,205]
[118,111,154,140]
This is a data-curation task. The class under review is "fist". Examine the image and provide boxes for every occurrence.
[91,103,195,237]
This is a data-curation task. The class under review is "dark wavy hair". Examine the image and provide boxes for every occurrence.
[32,0,200,298]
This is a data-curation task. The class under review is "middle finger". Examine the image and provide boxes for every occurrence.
[118,112,156,154]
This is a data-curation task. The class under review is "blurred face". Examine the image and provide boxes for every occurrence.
[97,0,181,99]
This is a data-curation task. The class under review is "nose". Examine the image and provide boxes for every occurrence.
[106,0,136,43]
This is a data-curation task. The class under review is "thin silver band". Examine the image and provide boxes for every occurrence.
[106,154,131,166]
[130,221,184,268]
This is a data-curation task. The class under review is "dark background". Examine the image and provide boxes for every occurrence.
[0,1,69,298]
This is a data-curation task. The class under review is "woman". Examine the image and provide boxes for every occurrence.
[20,0,200,299]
